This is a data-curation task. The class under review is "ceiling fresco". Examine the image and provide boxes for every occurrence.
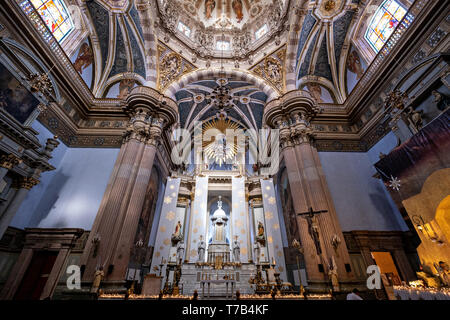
[174,77,267,130]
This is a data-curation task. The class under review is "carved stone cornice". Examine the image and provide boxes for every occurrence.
[0,154,22,170]
[264,90,320,127]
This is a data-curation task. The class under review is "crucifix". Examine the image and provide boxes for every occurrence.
[297,207,328,255]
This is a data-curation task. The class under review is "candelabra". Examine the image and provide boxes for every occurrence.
[292,239,305,297]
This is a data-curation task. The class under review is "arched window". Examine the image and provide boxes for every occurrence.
[365,0,407,52]
[26,0,74,42]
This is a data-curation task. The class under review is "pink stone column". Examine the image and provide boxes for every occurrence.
[110,143,158,280]
[81,139,145,281]
[40,248,70,299]
[282,144,323,281]
[0,248,33,299]
[293,140,354,281]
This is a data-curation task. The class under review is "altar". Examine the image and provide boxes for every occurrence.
[201,279,236,299]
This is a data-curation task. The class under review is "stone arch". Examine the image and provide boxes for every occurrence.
[0,38,62,101]
[163,68,280,102]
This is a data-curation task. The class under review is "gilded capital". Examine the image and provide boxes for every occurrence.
[12,176,40,190]
[0,154,22,170]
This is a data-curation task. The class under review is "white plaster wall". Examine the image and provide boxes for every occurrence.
[11,121,120,230]
[319,132,408,232]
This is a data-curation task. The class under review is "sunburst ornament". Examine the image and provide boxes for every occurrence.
[388,175,401,191]
[202,117,240,166]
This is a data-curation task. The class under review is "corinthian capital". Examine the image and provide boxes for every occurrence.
[12,176,40,190]
[123,86,178,145]
[291,112,315,145]
[147,118,165,146]
[123,109,152,143]
[0,154,22,170]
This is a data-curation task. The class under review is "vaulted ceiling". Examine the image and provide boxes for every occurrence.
[174,77,267,130]
[1,0,441,151]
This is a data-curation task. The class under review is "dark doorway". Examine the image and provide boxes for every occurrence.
[14,251,58,300]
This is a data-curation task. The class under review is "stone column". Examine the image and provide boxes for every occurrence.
[0,248,33,299]
[0,154,22,193]
[0,177,39,239]
[0,154,22,182]
[40,248,70,300]
[392,249,416,283]
[109,123,162,281]
[265,91,354,288]
[80,87,177,286]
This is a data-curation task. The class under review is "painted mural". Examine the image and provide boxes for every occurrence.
[131,166,160,265]
[346,46,368,94]
[105,79,139,99]
[71,40,94,88]
[0,63,41,124]
[279,168,299,264]
[301,82,335,103]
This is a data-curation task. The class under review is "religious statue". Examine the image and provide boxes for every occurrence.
[406,106,424,131]
[331,234,341,256]
[90,266,104,293]
[253,240,261,265]
[197,235,206,262]
[176,240,185,265]
[328,256,340,292]
[204,0,216,20]
[211,196,228,243]
[232,0,244,23]
[266,59,282,86]
[431,90,449,111]
[435,261,450,287]
[172,220,183,242]
[306,214,322,255]
[233,236,241,263]
[256,221,265,242]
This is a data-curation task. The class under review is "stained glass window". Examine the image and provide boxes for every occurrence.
[177,22,191,38]
[255,25,268,40]
[216,41,230,51]
[365,0,406,52]
[27,0,74,42]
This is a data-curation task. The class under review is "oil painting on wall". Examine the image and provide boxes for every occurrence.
[0,63,41,124]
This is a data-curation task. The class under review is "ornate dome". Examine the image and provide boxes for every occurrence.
[157,0,290,59]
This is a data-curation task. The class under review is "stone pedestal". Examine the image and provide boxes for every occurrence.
[142,274,162,296]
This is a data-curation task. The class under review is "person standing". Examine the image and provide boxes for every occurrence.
[346,288,363,300]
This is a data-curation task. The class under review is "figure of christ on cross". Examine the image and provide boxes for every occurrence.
[297,207,328,255]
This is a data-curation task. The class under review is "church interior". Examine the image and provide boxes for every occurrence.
[0,0,448,301]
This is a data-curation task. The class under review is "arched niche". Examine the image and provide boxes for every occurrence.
[403,168,450,271]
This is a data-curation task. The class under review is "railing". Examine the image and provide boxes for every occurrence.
[344,0,428,109]
[15,0,429,113]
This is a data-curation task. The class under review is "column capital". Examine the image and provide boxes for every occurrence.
[123,86,178,146]
[264,90,318,149]
[12,176,40,190]
[0,154,22,170]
